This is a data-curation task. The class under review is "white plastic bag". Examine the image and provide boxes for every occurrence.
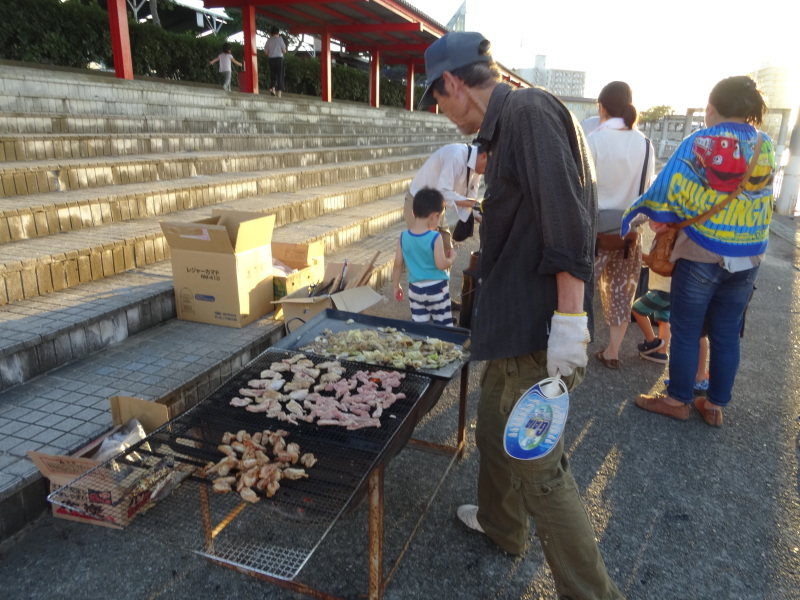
[93,418,147,464]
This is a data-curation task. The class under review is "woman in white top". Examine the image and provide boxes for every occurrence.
[589,81,655,368]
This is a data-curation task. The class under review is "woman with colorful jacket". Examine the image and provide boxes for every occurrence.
[622,75,775,426]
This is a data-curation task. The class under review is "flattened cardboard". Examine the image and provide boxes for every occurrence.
[160,210,276,328]
[28,396,170,529]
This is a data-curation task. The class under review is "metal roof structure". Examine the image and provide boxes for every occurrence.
[104,0,528,109]
[206,1,528,92]
[213,0,444,69]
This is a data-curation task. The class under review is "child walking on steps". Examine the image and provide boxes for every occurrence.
[209,43,242,92]
[392,187,457,326]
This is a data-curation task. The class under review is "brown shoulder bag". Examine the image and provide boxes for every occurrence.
[596,137,650,257]
[643,133,762,277]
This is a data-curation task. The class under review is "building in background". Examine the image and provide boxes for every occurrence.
[750,64,799,157]
[515,55,585,98]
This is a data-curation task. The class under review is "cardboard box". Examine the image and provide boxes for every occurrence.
[273,261,384,331]
[28,396,170,529]
[160,209,276,328]
[272,240,325,318]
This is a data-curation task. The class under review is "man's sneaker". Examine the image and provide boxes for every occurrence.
[640,350,668,364]
[456,504,484,533]
[637,337,664,355]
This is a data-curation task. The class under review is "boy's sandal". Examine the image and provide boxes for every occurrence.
[694,397,723,427]
[594,351,619,369]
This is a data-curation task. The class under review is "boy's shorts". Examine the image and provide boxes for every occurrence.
[632,289,670,323]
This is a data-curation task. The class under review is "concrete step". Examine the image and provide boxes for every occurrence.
[0,211,407,542]
[0,99,445,128]
[0,64,449,124]
[0,141,443,197]
[0,111,456,136]
[0,186,407,391]
[0,154,425,244]
[0,171,412,305]
[0,131,459,162]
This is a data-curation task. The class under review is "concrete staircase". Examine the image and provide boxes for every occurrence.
[0,64,466,539]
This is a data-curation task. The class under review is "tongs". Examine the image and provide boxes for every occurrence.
[309,278,335,297]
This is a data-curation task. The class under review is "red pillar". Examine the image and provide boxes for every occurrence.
[107,0,133,80]
[405,62,415,111]
[320,31,332,103]
[370,48,380,108]
[240,4,258,94]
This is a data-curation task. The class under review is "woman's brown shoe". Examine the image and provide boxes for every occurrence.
[694,397,723,427]
[635,394,690,420]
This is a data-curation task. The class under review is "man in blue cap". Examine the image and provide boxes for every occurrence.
[420,32,622,600]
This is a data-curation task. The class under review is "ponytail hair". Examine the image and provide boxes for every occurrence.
[708,76,767,126]
[598,81,637,129]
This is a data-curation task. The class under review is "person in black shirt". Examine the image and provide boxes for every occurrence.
[418,32,622,600]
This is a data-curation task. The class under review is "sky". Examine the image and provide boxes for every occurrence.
[406,0,800,114]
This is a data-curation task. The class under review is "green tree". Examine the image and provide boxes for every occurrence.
[640,105,674,124]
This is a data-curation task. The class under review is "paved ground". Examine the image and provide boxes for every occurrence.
[1,216,799,600]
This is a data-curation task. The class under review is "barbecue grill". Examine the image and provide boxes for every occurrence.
[48,312,471,600]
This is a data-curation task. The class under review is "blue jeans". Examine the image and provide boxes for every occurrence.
[667,259,759,407]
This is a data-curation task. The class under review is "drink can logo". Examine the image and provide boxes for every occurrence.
[503,377,569,460]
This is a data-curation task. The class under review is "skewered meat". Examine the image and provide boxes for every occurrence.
[288,389,308,401]
[213,479,234,493]
[291,364,320,378]
[282,468,308,480]
[240,487,259,503]
[208,429,315,502]
[218,444,236,457]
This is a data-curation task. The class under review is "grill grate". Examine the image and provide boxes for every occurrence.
[48,348,432,580]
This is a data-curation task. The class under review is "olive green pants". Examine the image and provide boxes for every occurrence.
[475,352,624,600]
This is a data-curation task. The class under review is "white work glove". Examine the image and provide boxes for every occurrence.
[546,312,590,378]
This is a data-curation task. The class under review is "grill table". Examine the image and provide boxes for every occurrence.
[48,315,471,600]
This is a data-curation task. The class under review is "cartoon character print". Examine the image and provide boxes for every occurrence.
[691,135,747,192]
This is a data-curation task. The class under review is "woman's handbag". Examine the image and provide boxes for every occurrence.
[643,227,678,276]
[596,138,649,256]
[643,133,763,277]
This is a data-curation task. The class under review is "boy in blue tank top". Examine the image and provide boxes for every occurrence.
[392,187,458,326]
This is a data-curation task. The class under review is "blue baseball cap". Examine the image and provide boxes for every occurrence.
[418,32,492,110]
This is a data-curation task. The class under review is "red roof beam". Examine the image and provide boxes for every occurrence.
[367,0,446,35]
[254,3,328,26]
[344,42,428,53]
[298,22,426,35]
[211,0,362,6]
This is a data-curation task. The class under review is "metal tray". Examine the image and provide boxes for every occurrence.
[274,309,470,380]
